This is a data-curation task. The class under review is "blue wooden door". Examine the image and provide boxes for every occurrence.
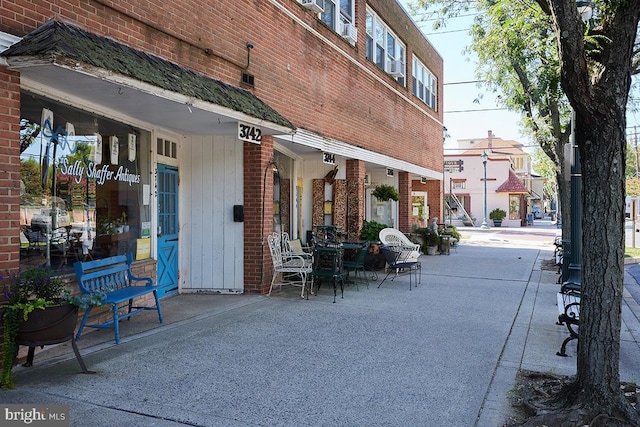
[157,164,179,297]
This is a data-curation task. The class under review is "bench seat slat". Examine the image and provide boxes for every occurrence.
[102,286,159,305]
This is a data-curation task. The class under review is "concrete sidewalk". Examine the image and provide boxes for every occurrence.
[3,221,640,426]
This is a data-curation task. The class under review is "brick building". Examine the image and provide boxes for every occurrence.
[0,0,443,294]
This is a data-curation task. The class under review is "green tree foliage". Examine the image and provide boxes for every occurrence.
[20,119,40,154]
[20,158,42,200]
[531,147,557,201]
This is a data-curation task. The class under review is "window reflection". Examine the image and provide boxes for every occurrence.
[20,92,151,272]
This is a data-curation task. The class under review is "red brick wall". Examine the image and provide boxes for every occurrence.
[0,68,21,275]
[243,135,274,294]
[0,0,443,172]
[1,1,444,292]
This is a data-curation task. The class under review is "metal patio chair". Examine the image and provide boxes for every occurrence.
[377,244,421,290]
[267,233,313,298]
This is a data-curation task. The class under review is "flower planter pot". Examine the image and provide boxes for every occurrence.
[15,304,91,373]
[16,303,78,346]
[426,245,438,256]
[492,220,503,227]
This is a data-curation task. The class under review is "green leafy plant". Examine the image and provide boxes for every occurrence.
[372,184,400,202]
[489,208,507,221]
[412,227,440,252]
[1,267,102,389]
[359,220,389,241]
[425,230,440,247]
[440,225,461,241]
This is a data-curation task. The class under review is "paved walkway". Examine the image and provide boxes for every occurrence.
[3,220,640,426]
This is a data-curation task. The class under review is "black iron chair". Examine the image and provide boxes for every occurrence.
[343,242,370,290]
[378,244,421,290]
[311,245,345,303]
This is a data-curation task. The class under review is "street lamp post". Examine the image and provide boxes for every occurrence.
[481,151,489,229]
[562,1,591,286]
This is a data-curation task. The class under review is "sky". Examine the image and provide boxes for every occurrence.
[399,1,640,151]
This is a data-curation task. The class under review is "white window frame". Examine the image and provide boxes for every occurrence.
[321,0,355,31]
[412,57,438,111]
[365,7,406,86]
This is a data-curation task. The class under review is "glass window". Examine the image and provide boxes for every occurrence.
[322,0,354,32]
[412,57,438,110]
[19,92,151,273]
[321,0,335,29]
[365,7,406,86]
[365,12,374,59]
[340,0,353,21]
[509,195,521,220]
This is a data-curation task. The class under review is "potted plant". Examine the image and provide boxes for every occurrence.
[489,208,507,227]
[425,230,441,255]
[412,227,440,255]
[440,225,461,246]
[372,184,400,202]
[360,220,389,270]
[359,220,389,242]
[1,267,102,389]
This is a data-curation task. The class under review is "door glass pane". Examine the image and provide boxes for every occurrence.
[509,195,520,220]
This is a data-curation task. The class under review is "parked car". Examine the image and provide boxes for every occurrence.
[532,208,542,219]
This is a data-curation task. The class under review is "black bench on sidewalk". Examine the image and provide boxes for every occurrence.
[74,253,164,344]
[556,281,580,357]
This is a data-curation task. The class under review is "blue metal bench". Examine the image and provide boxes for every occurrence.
[74,253,163,344]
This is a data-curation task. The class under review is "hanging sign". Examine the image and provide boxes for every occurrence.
[323,152,336,165]
[91,133,103,164]
[128,133,137,162]
[110,136,119,165]
[238,121,262,144]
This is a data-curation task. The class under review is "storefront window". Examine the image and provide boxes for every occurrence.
[19,92,151,272]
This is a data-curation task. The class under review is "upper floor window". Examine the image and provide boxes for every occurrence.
[412,57,437,110]
[319,0,357,45]
[365,8,406,86]
[511,156,526,171]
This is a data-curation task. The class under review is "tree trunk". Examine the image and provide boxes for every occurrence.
[568,106,638,421]
[536,0,640,422]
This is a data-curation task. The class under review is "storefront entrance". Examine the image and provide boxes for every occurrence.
[157,164,179,297]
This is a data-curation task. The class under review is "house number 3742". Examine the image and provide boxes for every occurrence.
[238,122,262,144]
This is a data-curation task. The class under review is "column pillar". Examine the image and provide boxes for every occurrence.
[398,172,412,233]
[243,135,274,294]
[345,159,365,240]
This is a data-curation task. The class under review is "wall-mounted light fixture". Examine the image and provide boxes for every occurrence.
[245,41,254,69]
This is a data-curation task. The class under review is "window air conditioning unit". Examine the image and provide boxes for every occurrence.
[364,173,371,185]
[300,0,324,13]
[385,60,405,78]
[339,21,357,45]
